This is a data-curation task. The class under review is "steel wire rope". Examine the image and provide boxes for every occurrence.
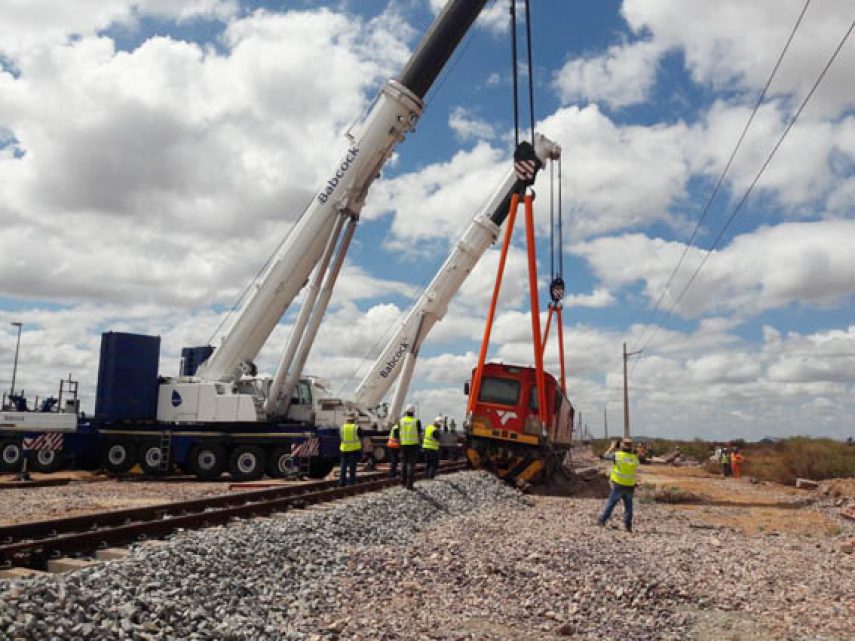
[632,0,813,352]
[632,14,855,368]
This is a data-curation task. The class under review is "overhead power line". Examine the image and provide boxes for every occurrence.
[633,14,855,364]
[634,0,813,351]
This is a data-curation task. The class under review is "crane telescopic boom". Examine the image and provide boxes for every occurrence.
[196,0,489,385]
[158,0,490,423]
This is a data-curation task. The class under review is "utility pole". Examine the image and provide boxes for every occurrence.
[10,322,22,397]
[604,406,608,441]
[623,342,642,438]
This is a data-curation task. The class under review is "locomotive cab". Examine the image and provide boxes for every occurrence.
[464,362,574,485]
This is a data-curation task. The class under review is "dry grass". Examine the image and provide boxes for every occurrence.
[744,438,855,484]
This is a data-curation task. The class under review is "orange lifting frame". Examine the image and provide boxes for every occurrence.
[467,192,549,426]
[541,304,567,394]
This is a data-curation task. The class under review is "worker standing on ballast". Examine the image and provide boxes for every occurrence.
[339,411,362,487]
[387,421,401,478]
[422,416,443,479]
[597,438,639,533]
[398,404,421,490]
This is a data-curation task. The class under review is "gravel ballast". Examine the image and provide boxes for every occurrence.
[1,470,853,640]
[0,471,528,640]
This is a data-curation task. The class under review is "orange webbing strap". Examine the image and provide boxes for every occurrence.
[467,192,521,414]
[556,305,566,394]
[541,305,554,358]
[523,194,548,426]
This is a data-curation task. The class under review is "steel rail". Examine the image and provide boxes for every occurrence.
[0,461,468,569]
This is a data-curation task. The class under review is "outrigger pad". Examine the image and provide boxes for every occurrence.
[513,141,541,185]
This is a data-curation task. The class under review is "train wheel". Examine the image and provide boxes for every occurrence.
[101,440,136,474]
[0,438,22,472]
[31,448,63,473]
[267,446,299,478]
[229,445,265,481]
[188,444,226,480]
[139,440,171,476]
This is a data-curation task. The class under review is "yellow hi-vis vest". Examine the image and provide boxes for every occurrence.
[610,451,639,486]
[399,415,419,446]
[339,422,361,452]
[422,424,440,451]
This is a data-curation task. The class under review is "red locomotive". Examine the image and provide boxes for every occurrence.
[464,362,574,484]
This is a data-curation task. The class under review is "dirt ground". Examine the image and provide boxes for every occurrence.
[635,462,845,536]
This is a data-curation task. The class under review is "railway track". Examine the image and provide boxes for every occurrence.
[0,460,468,570]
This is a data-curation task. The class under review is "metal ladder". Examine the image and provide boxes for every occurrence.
[158,431,172,473]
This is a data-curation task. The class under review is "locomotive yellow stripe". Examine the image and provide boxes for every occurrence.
[471,424,539,445]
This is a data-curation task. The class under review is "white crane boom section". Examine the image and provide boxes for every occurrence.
[197,81,422,383]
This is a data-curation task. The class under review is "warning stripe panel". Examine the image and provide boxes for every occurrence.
[22,433,64,451]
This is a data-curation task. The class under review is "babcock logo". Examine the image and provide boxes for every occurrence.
[379,341,410,378]
[171,390,183,407]
[317,146,360,204]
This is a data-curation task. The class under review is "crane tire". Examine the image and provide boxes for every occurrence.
[31,448,63,473]
[229,445,266,481]
[139,440,171,476]
[188,444,226,480]
[0,438,23,472]
[101,440,136,474]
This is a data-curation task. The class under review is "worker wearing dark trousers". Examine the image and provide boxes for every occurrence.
[387,423,401,478]
[398,404,421,490]
[422,416,442,479]
[339,413,362,487]
[597,438,639,532]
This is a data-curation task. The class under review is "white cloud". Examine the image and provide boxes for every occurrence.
[574,220,855,318]
[622,0,855,117]
[565,288,615,309]
[0,6,412,306]
[448,106,497,142]
[427,0,508,35]
[554,39,663,108]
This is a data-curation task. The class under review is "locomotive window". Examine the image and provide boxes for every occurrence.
[478,377,520,406]
[528,387,564,412]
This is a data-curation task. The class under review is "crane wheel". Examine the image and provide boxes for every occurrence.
[101,440,136,474]
[267,446,300,478]
[139,440,171,476]
[31,448,63,473]
[229,445,266,481]
[0,439,23,473]
[188,444,226,480]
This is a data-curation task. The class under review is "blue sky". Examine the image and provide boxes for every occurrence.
[0,0,853,440]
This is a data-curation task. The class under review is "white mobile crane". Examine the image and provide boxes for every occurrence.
[352,134,560,426]
[155,0,491,425]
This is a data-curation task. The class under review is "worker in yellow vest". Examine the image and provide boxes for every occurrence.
[422,416,443,479]
[597,438,639,532]
[339,411,362,487]
[387,422,401,479]
[397,404,421,490]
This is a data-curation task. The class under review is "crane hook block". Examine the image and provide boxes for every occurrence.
[513,141,541,185]
[550,276,565,303]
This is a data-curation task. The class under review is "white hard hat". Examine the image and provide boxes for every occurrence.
[435,416,444,424]
[405,403,416,413]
